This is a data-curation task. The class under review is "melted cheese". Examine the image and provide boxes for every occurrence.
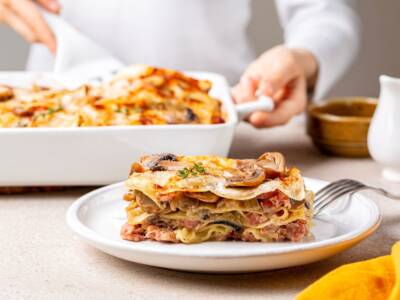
[126,167,306,202]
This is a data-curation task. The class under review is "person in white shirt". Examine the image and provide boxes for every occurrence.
[0,0,360,128]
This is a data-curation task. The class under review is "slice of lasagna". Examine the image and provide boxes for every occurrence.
[121,152,313,244]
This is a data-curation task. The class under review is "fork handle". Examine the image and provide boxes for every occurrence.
[360,186,400,200]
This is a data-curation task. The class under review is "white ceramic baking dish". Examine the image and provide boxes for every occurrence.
[0,71,273,186]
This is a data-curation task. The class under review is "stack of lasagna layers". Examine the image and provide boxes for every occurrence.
[121,152,313,244]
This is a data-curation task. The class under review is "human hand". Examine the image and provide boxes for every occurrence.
[232,45,318,128]
[0,0,60,53]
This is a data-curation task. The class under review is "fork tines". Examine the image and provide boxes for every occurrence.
[313,179,365,215]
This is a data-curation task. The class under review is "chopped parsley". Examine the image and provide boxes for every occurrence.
[31,106,62,121]
[47,107,62,114]
[177,163,206,178]
[32,112,47,121]
[178,168,190,179]
[193,163,205,174]
[114,107,129,115]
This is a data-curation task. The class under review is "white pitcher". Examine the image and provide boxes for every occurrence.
[368,75,400,182]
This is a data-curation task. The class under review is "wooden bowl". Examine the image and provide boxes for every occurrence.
[307,97,377,157]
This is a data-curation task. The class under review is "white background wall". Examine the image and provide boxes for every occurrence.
[1,0,399,98]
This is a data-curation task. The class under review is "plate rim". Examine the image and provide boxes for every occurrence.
[66,177,382,258]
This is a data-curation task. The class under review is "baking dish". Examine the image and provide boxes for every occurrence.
[0,71,273,186]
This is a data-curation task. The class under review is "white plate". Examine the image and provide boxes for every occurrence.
[66,177,381,273]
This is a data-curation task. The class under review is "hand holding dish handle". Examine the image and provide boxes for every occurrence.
[236,94,275,121]
[232,45,318,128]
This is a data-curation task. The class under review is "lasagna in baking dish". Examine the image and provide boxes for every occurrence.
[121,152,313,244]
[0,65,224,127]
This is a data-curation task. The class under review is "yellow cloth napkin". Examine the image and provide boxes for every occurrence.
[296,242,400,300]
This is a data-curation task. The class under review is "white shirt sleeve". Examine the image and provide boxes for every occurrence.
[275,0,361,100]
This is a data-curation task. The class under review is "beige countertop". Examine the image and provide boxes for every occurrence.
[1,122,399,300]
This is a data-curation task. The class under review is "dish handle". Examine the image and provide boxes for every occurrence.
[235,95,275,120]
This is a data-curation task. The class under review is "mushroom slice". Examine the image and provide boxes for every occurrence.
[0,85,14,102]
[185,191,219,203]
[290,198,305,208]
[256,152,286,178]
[210,220,242,232]
[140,153,178,171]
[225,160,266,187]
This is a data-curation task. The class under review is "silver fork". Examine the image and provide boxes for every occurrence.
[313,179,400,215]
